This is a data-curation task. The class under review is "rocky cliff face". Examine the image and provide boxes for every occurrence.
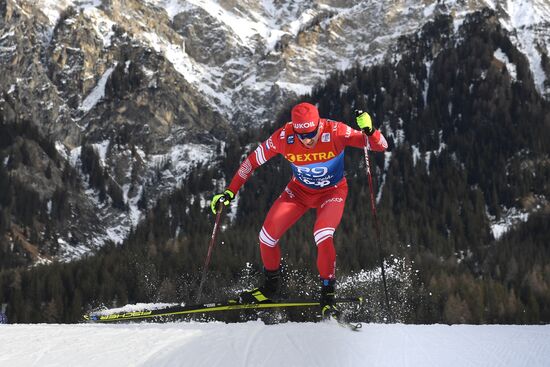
[0,0,548,263]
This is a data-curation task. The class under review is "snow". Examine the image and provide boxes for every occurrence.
[275,80,314,96]
[505,0,543,27]
[149,143,215,181]
[140,31,233,112]
[104,225,129,245]
[56,140,215,260]
[0,322,549,367]
[57,239,89,259]
[0,46,17,53]
[423,2,437,18]
[287,9,316,37]
[79,65,117,113]
[186,0,259,46]
[92,140,111,164]
[499,0,550,95]
[68,145,81,167]
[490,206,530,239]
[146,0,194,20]
[54,141,69,160]
[124,183,144,226]
[494,48,518,81]
[85,7,116,48]
[38,0,102,25]
[375,151,393,205]
[411,145,421,167]
[422,60,432,106]
[0,30,14,41]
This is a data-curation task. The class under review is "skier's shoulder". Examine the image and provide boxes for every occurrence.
[262,123,290,153]
[322,118,351,135]
[281,121,294,135]
[320,118,343,127]
[271,123,292,143]
[268,122,292,140]
[273,121,294,145]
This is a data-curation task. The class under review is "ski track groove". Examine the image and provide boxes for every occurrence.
[286,332,310,365]
[454,326,504,367]
[241,322,265,367]
[509,326,548,366]
[323,321,365,367]
[461,325,541,367]
[259,329,289,366]
[335,328,364,367]
[402,324,438,367]
[139,327,203,367]
[372,325,387,367]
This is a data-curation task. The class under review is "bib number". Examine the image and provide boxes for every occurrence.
[295,166,331,187]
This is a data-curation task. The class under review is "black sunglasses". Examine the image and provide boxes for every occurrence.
[296,126,319,140]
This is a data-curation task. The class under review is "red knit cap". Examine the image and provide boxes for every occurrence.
[291,102,320,133]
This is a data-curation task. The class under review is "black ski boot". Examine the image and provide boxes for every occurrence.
[239,268,281,304]
[320,278,340,319]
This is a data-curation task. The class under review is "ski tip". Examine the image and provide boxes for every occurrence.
[327,314,363,331]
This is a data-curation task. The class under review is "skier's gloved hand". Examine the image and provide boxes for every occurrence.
[210,189,235,214]
[355,110,375,136]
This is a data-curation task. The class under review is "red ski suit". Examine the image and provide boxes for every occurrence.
[228,119,388,279]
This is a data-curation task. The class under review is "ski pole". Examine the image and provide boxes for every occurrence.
[360,113,394,323]
[196,198,225,303]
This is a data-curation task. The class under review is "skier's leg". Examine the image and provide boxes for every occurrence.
[259,186,309,271]
[240,185,308,303]
[314,185,348,279]
[314,184,348,317]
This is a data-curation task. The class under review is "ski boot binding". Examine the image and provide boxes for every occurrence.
[239,268,281,304]
[320,278,341,319]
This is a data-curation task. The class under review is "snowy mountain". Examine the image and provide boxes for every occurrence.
[0,321,549,367]
[15,0,550,124]
[0,0,549,262]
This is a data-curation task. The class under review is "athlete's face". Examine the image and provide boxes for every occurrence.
[298,133,319,148]
[296,127,320,149]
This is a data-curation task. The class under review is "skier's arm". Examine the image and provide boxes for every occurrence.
[335,122,388,152]
[211,135,280,214]
[226,129,282,194]
[346,129,388,152]
[355,110,388,151]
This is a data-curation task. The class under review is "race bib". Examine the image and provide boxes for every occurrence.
[290,152,344,189]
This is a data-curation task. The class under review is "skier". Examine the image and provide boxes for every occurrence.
[211,102,387,317]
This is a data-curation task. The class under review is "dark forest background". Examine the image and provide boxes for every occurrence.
[0,10,549,323]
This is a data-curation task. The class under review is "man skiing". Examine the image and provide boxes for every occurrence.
[211,102,387,317]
